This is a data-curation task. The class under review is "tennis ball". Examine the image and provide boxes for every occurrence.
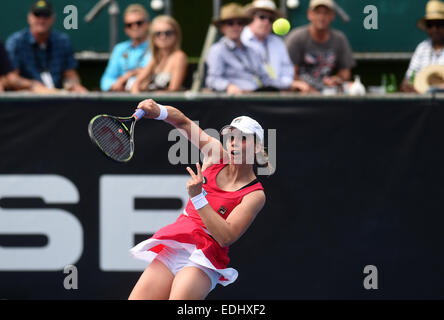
[272,18,291,36]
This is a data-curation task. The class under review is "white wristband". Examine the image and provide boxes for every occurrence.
[191,192,209,210]
[154,103,168,120]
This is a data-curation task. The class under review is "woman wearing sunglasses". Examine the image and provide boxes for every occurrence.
[131,15,187,93]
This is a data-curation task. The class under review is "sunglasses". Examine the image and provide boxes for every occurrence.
[33,11,52,18]
[255,13,274,23]
[125,20,146,29]
[426,20,444,29]
[223,19,246,27]
[153,30,175,38]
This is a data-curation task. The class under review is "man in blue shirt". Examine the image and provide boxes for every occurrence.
[242,0,295,91]
[6,0,87,93]
[100,4,152,92]
[205,3,276,94]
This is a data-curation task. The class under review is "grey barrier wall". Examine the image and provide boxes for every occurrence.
[0,95,444,299]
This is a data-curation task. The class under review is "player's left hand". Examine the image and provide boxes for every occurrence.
[186,163,203,198]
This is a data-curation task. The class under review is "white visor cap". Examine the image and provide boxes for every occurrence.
[220,116,264,144]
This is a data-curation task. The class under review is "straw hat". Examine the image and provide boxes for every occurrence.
[413,64,444,93]
[417,0,444,30]
[212,3,251,27]
[244,0,284,19]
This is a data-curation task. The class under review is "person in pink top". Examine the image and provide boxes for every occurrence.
[128,98,272,300]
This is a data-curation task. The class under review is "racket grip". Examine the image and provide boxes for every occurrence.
[132,108,146,121]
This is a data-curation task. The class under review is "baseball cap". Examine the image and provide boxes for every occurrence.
[220,116,264,144]
[30,0,54,16]
[309,0,335,10]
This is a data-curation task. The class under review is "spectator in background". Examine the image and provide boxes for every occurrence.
[131,15,187,93]
[0,40,14,92]
[101,4,151,92]
[242,0,295,91]
[6,0,87,93]
[1,40,49,92]
[205,3,276,94]
[285,0,355,93]
[401,0,444,92]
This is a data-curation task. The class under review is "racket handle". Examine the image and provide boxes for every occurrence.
[132,108,146,121]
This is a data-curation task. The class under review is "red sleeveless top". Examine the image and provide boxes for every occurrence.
[184,162,264,229]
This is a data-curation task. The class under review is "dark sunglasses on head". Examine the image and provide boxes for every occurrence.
[154,30,175,38]
[125,20,146,28]
[255,13,274,23]
[33,11,52,18]
[426,20,444,29]
[224,19,246,27]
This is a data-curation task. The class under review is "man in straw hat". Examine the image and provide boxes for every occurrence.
[285,0,355,93]
[401,0,444,92]
[205,2,277,94]
[241,0,295,91]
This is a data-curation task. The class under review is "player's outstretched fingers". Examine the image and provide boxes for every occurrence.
[195,163,202,179]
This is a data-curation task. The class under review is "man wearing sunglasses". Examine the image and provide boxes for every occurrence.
[241,0,294,91]
[100,4,152,92]
[5,0,87,93]
[401,0,444,92]
[206,3,276,94]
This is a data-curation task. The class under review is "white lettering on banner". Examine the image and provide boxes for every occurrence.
[0,175,82,271]
[99,175,189,271]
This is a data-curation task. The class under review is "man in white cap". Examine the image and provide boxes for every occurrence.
[401,0,444,92]
[285,0,355,93]
[242,0,295,91]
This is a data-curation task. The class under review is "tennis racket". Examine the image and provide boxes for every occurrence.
[88,109,146,162]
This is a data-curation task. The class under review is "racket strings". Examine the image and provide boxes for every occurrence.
[90,116,133,161]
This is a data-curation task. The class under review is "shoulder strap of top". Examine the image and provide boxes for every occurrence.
[237,178,259,191]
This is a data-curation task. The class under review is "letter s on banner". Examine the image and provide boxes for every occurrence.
[0,175,83,271]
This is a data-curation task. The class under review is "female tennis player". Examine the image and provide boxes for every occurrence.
[128,98,270,300]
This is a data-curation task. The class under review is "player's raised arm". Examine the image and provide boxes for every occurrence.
[136,99,227,166]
